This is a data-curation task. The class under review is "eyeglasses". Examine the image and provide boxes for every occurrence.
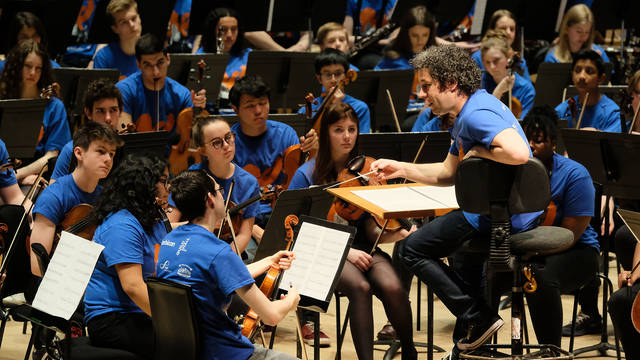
[321,71,345,80]
[206,132,235,150]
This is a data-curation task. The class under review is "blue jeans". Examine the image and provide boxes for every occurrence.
[399,210,494,325]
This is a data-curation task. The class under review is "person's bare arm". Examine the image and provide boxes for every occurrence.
[235,283,299,326]
[287,31,311,52]
[244,32,286,51]
[192,35,202,53]
[561,216,591,244]
[29,215,57,276]
[16,151,59,182]
[115,263,151,315]
[0,183,25,206]
[343,15,355,46]
[464,128,530,165]
[372,152,459,186]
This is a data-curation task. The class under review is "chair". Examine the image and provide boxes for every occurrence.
[146,277,200,360]
[456,157,575,359]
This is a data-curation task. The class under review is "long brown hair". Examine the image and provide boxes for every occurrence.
[487,9,521,52]
[0,40,53,99]
[313,102,360,185]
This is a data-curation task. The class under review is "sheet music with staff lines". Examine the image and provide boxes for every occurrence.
[351,185,458,212]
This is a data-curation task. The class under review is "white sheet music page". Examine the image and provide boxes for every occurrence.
[32,231,104,320]
[351,185,457,212]
[279,222,351,301]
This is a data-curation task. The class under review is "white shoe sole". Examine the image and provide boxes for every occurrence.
[457,318,504,351]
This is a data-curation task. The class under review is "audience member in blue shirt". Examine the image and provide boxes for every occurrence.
[555,49,621,132]
[84,155,169,359]
[0,40,71,184]
[521,106,600,347]
[544,4,610,64]
[480,30,535,119]
[158,169,300,360]
[29,122,122,277]
[92,0,141,79]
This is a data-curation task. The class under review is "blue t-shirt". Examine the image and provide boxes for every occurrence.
[197,48,252,93]
[35,97,72,156]
[0,139,17,188]
[297,94,371,134]
[84,209,167,322]
[544,44,610,64]
[93,42,137,79]
[346,0,397,36]
[117,72,193,133]
[411,108,445,132]
[288,158,315,191]
[185,161,260,220]
[481,71,535,119]
[449,89,540,233]
[555,94,621,132]
[51,140,73,180]
[167,0,192,43]
[471,50,531,81]
[374,56,411,71]
[539,153,599,251]
[156,223,254,360]
[33,174,101,225]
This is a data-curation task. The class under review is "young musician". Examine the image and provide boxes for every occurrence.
[544,4,609,64]
[51,79,122,181]
[0,11,61,71]
[371,45,534,352]
[29,122,122,277]
[288,102,418,359]
[92,0,142,79]
[470,9,530,80]
[520,106,600,347]
[555,49,621,132]
[83,155,169,358]
[480,30,535,119]
[317,22,351,55]
[167,117,260,257]
[625,69,640,133]
[158,170,300,360]
[0,40,71,183]
[116,33,206,133]
[297,49,371,133]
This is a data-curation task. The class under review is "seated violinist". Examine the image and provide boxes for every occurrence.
[29,122,122,277]
[167,117,260,259]
[229,75,317,240]
[116,33,206,134]
[297,49,371,133]
[157,170,300,360]
[51,79,122,182]
[555,49,620,132]
[288,102,417,360]
[480,29,535,119]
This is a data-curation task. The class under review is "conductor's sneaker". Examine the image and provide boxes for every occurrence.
[456,314,504,351]
[301,322,330,347]
[561,312,602,337]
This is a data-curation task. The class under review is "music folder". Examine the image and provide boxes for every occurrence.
[278,215,355,313]
[618,209,640,244]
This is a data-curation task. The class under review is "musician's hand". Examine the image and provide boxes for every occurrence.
[271,250,296,270]
[21,174,38,186]
[370,159,404,181]
[281,284,300,309]
[326,86,345,104]
[493,75,515,99]
[619,270,640,288]
[191,89,207,109]
[300,129,318,156]
[347,249,373,272]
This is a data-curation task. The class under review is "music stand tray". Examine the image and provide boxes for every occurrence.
[119,131,169,159]
[0,99,49,158]
[166,54,230,100]
[52,68,120,117]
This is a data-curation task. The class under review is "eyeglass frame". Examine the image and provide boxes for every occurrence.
[205,132,235,150]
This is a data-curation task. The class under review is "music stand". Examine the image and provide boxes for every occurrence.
[87,0,176,44]
[245,51,320,111]
[357,132,451,164]
[166,54,229,100]
[347,70,413,132]
[562,128,640,356]
[534,63,613,108]
[234,0,307,32]
[564,85,626,105]
[118,131,170,159]
[52,68,120,127]
[0,99,49,158]
[219,114,308,137]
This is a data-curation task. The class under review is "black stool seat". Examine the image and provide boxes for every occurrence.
[65,336,143,360]
[511,226,574,258]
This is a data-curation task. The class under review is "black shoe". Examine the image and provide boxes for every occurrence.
[457,314,504,351]
[561,311,602,337]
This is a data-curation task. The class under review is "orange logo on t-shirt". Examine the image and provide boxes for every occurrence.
[136,113,176,133]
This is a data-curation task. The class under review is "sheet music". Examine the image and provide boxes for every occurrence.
[279,222,351,301]
[32,231,104,320]
[617,209,640,243]
[351,186,457,212]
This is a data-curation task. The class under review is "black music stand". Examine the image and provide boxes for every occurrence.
[357,132,451,164]
[219,114,308,137]
[87,0,176,44]
[166,53,230,100]
[119,131,170,159]
[245,51,320,111]
[234,0,307,32]
[52,68,120,128]
[347,70,414,132]
[562,129,640,357]
[564,85,626,105]
[534,63,614,108]
[0,99,49,158]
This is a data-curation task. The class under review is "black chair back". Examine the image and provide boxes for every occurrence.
[147,277,200,360]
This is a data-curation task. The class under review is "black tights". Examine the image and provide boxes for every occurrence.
[336,251,416,360]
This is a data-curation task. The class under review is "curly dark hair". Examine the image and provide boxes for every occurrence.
[82,79,123,115]
[521,105,559,144]
[314,48,349,74]
[0,40,53,100]
[229,75,270,108]
[91,155,167,232]
[386,5,437,59]
[169,170,216,221]
[201,7,245,54]
[410,45,481,97]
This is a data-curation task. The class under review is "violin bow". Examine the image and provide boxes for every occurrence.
[385,89,402,132]
[575,92,589,129]
[629,100,640,134]
[217,179,241,257]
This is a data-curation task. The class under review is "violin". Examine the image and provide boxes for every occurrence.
[217,186,282,242]
[25,204,96,256]
[40,82,60,100]
[241,214,299,339]
[505,55,522,119]
[169,60,210,175]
